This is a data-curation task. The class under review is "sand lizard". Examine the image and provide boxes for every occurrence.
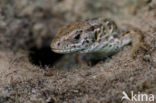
[51,18,145,64]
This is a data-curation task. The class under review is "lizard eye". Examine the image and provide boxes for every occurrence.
[74,34,80,40]
[57,42,60,46]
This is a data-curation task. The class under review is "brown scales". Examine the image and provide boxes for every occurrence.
[54,22,89,41]
[51,18,147,64]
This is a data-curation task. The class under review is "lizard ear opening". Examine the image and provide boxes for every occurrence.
[94,31,98,40]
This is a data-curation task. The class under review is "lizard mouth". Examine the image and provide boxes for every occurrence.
[51,47,85,54]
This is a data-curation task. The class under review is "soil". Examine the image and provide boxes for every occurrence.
[0,0,156,103]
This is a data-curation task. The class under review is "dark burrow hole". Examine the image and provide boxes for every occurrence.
[29,46,64,67]
[28,46,105,68]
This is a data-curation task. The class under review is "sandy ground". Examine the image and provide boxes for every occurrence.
[0,0,156,103]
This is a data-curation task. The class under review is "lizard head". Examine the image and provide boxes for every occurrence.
[51,21,100,54]
[51,18,119,54]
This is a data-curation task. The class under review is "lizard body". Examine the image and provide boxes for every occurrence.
[51,18,145,64]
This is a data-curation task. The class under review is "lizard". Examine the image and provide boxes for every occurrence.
[50,18,146,65]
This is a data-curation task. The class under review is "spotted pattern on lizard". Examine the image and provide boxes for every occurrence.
[51,18,145,62]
